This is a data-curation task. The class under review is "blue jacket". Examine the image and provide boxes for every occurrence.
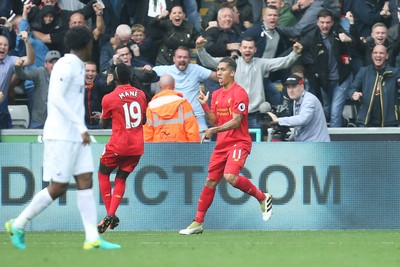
[351,0,390,37]
[350,64,400,126]
[241,22,292,58]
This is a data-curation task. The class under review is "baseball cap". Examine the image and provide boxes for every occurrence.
[284,74,304,86]
[45,50,61,62]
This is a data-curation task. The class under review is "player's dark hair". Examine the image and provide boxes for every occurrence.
[114,63,132,84]
[219,57,237,71]
[64,26,93,51]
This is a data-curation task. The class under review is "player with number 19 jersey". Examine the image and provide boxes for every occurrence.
[211,82,252,151]
[101,85,147,156]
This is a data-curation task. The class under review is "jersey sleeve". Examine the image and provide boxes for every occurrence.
[232,87,249,115]
[49,61,88,134]
[101,94,112,119]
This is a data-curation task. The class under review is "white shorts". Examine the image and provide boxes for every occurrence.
[43,140,94,183]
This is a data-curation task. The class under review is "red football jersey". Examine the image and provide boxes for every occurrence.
[101,85,147,156]
[211,82,252,151]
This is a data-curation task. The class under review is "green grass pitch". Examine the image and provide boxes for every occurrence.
[2,230,400,267]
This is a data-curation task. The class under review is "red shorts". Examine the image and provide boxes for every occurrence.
[100,148,141,173]
[207,145,250,182]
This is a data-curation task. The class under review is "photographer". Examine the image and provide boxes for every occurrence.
[267,74,330,142]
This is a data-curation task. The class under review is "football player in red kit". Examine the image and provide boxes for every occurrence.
[96,63,147,233]
[179,57,273,235]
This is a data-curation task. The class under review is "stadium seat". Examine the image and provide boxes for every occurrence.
[8,105,29,129]
[249,128,262,142]
[342,101,357,127]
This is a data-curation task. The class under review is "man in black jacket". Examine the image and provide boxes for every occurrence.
[300,9,354,127]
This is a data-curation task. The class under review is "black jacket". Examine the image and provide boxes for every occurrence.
[300,26,354,89]
[151,17,200,65]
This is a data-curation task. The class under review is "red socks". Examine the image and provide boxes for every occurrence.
[193,176,265,223]
[98,172,111,211]
[234,175,265,202]
[195,186,216,223]
[108,177,126,216]
[98,174,127,216]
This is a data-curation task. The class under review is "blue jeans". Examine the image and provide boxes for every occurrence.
[203,79,220,106]
[29,119,44,129]
[322,75,353,127]
[0,111,12,130]
[263,78,283,106]
[183,0,201,32]
[248,0,263,23]
[248,112,267,138]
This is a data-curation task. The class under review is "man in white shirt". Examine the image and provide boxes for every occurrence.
[5,26,121,250]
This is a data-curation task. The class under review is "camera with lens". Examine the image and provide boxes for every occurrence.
[256,100,292,141]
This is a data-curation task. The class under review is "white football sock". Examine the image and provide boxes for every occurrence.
[77,189,99,242]
[13,188,53,229]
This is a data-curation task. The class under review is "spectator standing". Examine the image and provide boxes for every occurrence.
[241,5,293,105]
[242,5,292,58]
[108,43,159,101]
[130,24,154,66]
[350,0,390,38]
[300,9,354,127]
[0,31,35,130]
[29,4,63,52]
[201,0,254,30]
[30,0,97,53]
[268,74,330,141]
[202,5,242,101]
[196,36,302,133]
[277,0,325,38]
[265,0,297,26]
[84,61,113,129]
[179,57,273,235]
[95,63,147,234]
[348,12,400,68]
[150,5,199,66]
[67,4,106,67]
[152,46,218,131]
[14,50,60,129]
[350,44,400,127]
[13,3,50,118]
[203,6,241,57]
[99,24,133,72]
[144,74,200,142]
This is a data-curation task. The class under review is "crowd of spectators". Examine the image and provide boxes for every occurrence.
[1,0,400,140]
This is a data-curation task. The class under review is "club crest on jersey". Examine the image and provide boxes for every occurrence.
[238,103,246,112]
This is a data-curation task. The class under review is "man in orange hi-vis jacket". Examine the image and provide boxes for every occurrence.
[144,74,200,142]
